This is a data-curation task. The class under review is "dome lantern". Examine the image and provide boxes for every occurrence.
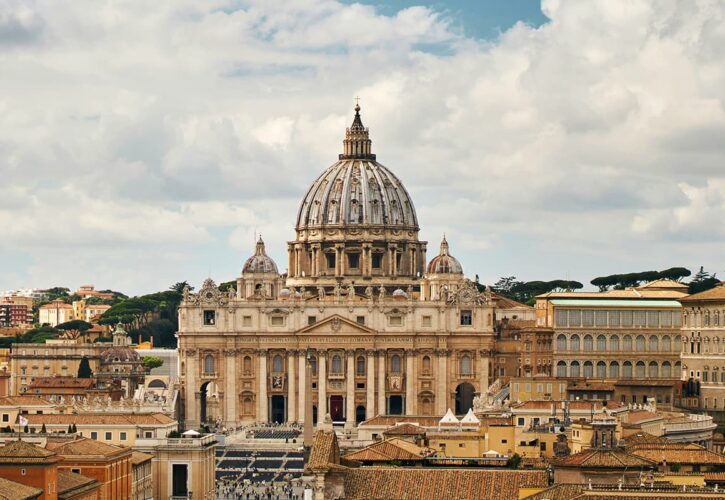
[339,102,375,160]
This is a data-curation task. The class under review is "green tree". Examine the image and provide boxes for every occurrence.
[506,453,522,469]
[143,356,164,371]
[41,424,47,434]
[56,320,94,340]
[218,281,237,293]
[77,356,93,378]
[689,266,720,294]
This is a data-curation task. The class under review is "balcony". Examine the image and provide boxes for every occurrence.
[200,372,217,379]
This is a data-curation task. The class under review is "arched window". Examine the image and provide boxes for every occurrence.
[570,361,580,378]
[391,355,401,373]
[597,335,606,351]
[421,397,433,416]
[623,361,633,378]
[661,361,671,378]
[243,397,253,415]
[649,336,658,352]
[310,356,318,376]
[623,335,633,351]
[661,336,671,352]
[636,361,645,378]
[570,335,580,351]
[356,356,365,376]
[460,355,472,375]
[583,335,593,352]
[557,335,567,351]
[636,335,646,351]
[331,355,342,374]
[610,335,619,352]
[596,361,606,378]
[422,356,432,375]
[648,361,658,378]
[204,355,214,374]
[609,362,620,378]
[273,355,284,373]
[243,356,252,374]
[557,361,567,377]
[583,361,593,378]
[674,361,681,377]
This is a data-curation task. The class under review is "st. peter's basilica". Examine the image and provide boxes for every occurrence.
[178,105,503,429]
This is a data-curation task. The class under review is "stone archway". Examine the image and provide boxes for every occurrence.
[455,382,475,415]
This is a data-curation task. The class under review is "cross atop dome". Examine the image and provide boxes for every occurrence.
[340,101,375,160]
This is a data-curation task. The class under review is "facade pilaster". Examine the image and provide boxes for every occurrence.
[436,349,449,415]
[318,351,327,418]
[185,349,198,427]
[366,350,375,419]
[298,351,306,425]
[288,352,296,423]
[479,349,490,396]
[224,349,237,426]
[258,351,268,422]
[345,350,355,428]
[377,350,386,415]
[405,350,416,415]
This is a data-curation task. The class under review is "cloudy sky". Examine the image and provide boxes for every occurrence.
[1,0,724,296]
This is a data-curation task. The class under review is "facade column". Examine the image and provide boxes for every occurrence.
[366,350,376,419]
[345,351,355,428]
[405,350,416,415]
[288,352,296,423]
[298,352,306,425]
[338,245,345,276]
[225,349,237,427]
[185,350,198,427]
[479,349,490,396]
[377,351,387,415]
[258,352,268,422]
[288,247,295,278]
[294,246,301,278]
[436,350,448,415]
[318,351,327,418]
[316,246,322,277]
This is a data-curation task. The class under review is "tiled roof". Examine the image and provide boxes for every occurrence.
[625,411,662,424]
[343,469,548,500]
[0,477,42,500]
[680,284,725,303]
[306,430,341,472]
[47,437,129,458]
[29,377,94,389]
[361,415,443,427]
[494,294,533,310]
[130,451,153,465]
[553,448,655,468]
[629,446,725,465]
[0,440,57,463]
[0,395,54,406]
[513,400,624,411]
[344,438,427,462]
[382,423,425,436]
[522,484,585,500]
[25,412,175,426]
[57,471,98,497]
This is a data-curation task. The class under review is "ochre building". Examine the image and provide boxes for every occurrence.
[178,105,501,429]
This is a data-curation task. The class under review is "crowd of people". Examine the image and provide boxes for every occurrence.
[216,478,307,500]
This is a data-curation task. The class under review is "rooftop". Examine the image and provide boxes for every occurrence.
[344,438,428,462]
[0,476,42,500]
[25,412,175,426]
[0,440,57,464]
[553,448,655,468]
[57,471,99,499]
[47,437,129,459]
[681,284,725,303]
[0,396,55,407]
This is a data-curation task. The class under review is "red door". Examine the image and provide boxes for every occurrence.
[330,395,344,422]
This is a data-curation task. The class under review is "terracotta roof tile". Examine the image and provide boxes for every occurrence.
[361,415,443,427]
[344,438,427,462]
[553,448,655,468]
[47,437,128,458]
[0,440,57,464]
[29,377,94,389]
[625,411,662,424]
[0,395,55,406]
[382,423,425,436]
[681,284,725,302]
[522,484,585,500]
[0,477,42,500]
[57,471,98,496]
[306,430,341,472]
[25,412,175,426]
[343,469,548,500]
[131,451,153,465]
[630,446,725,465]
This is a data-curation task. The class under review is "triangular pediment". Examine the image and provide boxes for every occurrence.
[297,314,376,335]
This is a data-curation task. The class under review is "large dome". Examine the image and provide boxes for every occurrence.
[296,105,418,231]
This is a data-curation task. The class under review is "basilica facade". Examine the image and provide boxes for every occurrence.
[178,105,499,429]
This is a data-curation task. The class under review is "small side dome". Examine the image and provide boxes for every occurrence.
[243,236,278,274]
[279,288,291,299]
[392,288,408,299]
[427,236,463,274]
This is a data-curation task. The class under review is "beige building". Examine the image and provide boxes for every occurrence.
[679,284,725,417]
[178,105,500,429]
[39,300,74,327]
[538,280,686,406]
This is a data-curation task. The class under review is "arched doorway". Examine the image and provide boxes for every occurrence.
[199,381,210,423]
[356,405,366,424]
[330,395,344,422]
[271,395,286,424]
[455,383,475,415]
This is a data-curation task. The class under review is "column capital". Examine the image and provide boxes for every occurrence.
[344,349,356,357]
[405,349,417,356]
[186,349,198,357]
[435,349,451,357]
[223,348,238,357]
[256,349,268,357]
[365,349,377,357]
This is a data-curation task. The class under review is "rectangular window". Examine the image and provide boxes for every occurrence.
[308,316,317,326]
[595,311,608,327]
[647,311,659,327]
[582,310,594,327]
[1,414,7,423]
[242,315,252,327]
[105,432,112,440]
[660,311,672,327]
[270,316,284,326]
[634,311,646,326]
[513,383,520,393]
[71,468,80,474]
[555,309,568,327]
[546,383,552,394]
[525,383,531,393]
[203,310,216,326]
[347,253,360,269]
[537,384,543,394]
[91,432,98,440]
[568,310,581,327]
[356,316,365,325]
[120,432,127,440]
[559,383,566,394]
[389,316,403,326]
[144,431,153,438]
[517,417,525,426]
[422,316,432,327]
[371,253,383,269]
[356,382,365,389]
[621,310,633,327]
[460,310,472,326]
[540,442,547,451]
[326,253,336,269]
[609,310,620,327]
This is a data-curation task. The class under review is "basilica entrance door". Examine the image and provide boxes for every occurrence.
[271,395,286,424]
[330,395,344,422]
[455,383,475,415]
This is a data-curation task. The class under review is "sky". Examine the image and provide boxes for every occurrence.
[1,0,724,296]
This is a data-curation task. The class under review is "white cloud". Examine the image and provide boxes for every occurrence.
[1,0,724,294]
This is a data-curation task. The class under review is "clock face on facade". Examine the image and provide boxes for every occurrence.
[205,292,214,299]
